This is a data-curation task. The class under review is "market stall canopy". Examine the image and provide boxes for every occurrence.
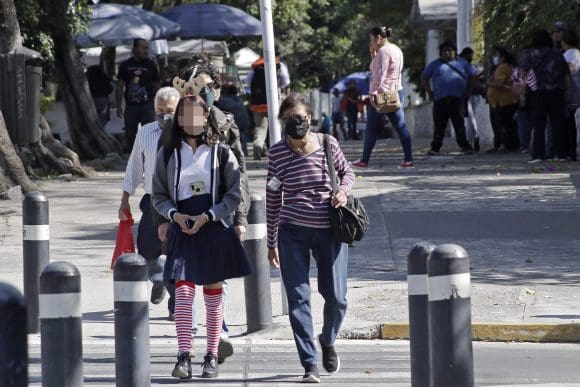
[76,3,181,48]
[321,72,371,95]
[410,0,457,29]
[81,39,227,67]
[233,47,260,69]
[161,3,262,39]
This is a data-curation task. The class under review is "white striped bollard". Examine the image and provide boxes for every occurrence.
[113,253,150,387]
[243,193,273,332]
[23,191,49,333]
[428,244,474,387]
[0,282,28,386]
[407,242,435,387]
[40,261,83,387]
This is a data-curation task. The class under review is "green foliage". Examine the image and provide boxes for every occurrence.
[482,0,580,55]
[40,95,56,114]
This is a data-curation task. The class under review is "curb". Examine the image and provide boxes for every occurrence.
[378,323,580,343]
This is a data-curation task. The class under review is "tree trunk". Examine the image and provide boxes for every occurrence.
[142,0,155,11]
[40,0,123,159]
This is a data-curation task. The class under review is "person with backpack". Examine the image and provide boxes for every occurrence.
[152,95,251,380]
[421,41,477,155]
[266,95,354,383]
[248,54,291,160]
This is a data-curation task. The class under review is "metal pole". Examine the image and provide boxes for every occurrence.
[40,261,83,387]
[456,0,473,53]
[407,242,435,387]
[113,254,150,387]
[258,0,281,144]
[0,282,28,386]
[428,244,474,387]
[23,191,49,334]
[243,193,273,332]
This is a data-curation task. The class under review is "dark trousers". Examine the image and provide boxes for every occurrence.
[531,90,566,159]
[124,103,155,151]
[278,223,348,367]
[346,107,359,140]
[93,96,110,127]
[493,104,519,151]
[431,97,471,151]
[332,112,347,140]
[489,106,501,150]
[565,108,578,160]
[137,194,162,263]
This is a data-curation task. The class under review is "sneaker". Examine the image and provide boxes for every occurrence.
[397,161,415,169]
[302,364,320,383]
[150,281,166,305]
[217,335,234,364]
[318,335,340,373]
[351,160,368,168]
[528,158,543,164]
[171,352,192,379]
[426,149,440,156]
[201,352,219,378]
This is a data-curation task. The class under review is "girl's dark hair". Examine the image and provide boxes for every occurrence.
[278,95,312,120]
[562,29,578,47]
[370,26,393,39]
[178,53,221,89]
[531,29,554,49]
[162,96,219,151]
[494,46,517,66]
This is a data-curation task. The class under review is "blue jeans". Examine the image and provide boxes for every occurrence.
[362,91,413,163]
[517,107,531,151]
[278,223,348,367]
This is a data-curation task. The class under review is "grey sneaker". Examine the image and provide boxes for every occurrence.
[302,364,320,383]
[201,352,219,378]
[171,352,192,379]
[217,336,234,364]
[150,281,166,304]
[319,335,340,373]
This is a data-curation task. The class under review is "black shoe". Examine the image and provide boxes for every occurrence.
[460,146,474,155]
[302,364,320,383]
[217,336,233,364]
[318,335,340,373]
[473,137,480,152]
[150,281,166,304]
[201,352,219,378]
[426,149,440,156]
[171,352,192,379]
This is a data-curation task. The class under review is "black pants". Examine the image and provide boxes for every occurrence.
[124,103,155,151]
[531,90,566,159]
[431,97,471,151]
[346,107,359,140]
[565,108,578,161]
[489,105,501,150]
[493,104,519,151]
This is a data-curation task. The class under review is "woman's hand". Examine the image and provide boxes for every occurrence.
[331,189,348,208]
[173,212,196,233]
[182,214,209,235]
[268,247,280,269]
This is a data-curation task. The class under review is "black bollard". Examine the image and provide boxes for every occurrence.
[243,193,273,332]
[23,191,50,334]
[0,282,28,386]
[113,253,150,387]
[407,242,435,387]
[40,261,83,387]
[428,244,474,387]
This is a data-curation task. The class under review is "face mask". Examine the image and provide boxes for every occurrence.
[284,117,309,139]
[156,113,173,131]
[199,86,216,108]
[492,56,500,66]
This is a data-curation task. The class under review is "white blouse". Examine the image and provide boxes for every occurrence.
[177,142,212,201]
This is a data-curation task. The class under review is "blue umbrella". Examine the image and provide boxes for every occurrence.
[76,3,181,48]
[322,72,371,95]
[161,3,262,39]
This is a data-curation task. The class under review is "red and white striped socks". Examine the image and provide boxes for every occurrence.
[175,281,195,354]
[204,287,223,356]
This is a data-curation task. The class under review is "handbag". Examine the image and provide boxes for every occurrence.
[375,89,400,113]
[111,210,135,269]
[323,135,369,244]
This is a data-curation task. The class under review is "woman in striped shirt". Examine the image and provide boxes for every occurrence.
[266,96,355,383]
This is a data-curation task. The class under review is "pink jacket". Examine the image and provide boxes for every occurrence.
[370,43,404,95]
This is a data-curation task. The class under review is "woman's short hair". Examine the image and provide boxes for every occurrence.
[370,26,393,39]
[278,95,312,120]
[178,53,221,89]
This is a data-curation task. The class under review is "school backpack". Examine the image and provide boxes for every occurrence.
[250,61,280,106]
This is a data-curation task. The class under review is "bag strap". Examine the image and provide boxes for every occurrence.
[440,59,467,80]
[323,134,338,194]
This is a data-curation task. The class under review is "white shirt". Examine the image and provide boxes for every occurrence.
[178,143,212,201]
[331,95,342,113]
[564,48,580,74]
[122,121,161,195]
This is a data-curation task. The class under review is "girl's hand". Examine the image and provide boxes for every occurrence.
[173,212,196,233]
[182,214,209,235]
[331,189,348,208]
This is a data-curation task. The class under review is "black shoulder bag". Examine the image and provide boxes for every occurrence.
[323,135,369,244]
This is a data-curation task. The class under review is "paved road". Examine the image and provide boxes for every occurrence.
[27,339,580,386]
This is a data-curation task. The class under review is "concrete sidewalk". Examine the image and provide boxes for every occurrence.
[0,138,579,344]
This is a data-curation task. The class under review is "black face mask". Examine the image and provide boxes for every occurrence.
[157,113,174,131]
[284,117,309,139]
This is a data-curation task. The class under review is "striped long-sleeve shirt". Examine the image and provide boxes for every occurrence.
[266,134,355,248]
[122,121,161,195]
